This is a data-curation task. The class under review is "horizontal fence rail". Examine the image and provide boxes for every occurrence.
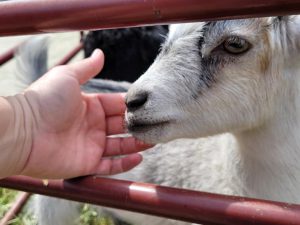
[0,176,300,225]
[1,0,300,36]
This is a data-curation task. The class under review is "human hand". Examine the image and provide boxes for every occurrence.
[17,49,151,179]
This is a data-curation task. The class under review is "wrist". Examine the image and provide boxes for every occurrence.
[1,94,36,177]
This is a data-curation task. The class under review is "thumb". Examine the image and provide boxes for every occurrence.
[68,49,104,84]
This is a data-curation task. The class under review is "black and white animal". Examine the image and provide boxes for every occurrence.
[83,26,168,82]
[4,16,300,225]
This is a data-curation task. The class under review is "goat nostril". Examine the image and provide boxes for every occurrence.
[126,92,148,110]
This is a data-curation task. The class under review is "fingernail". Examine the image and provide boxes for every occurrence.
[136,140,154,148]
[91,49,101,58]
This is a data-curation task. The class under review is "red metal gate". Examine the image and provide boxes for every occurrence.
[0,1,300,225]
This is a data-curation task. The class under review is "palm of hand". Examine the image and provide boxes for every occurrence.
[21,68,106,178]
[19,51,149,179]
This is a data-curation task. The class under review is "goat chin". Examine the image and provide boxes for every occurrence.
[7,15,300,225]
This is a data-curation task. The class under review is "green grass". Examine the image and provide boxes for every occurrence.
[79,204,115,225]
[0,188,118,225]
[0,188,18,217]
[0,188,36,225]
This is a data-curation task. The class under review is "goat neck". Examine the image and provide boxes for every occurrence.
[233,63,300,203]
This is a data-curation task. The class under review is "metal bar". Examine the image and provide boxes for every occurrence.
[0,176,300,225]
[0,36,83,68]
[0,192,30,225]
[1,0,300,36]
[0,43,20,66]
[52,42,83,67]
[0,32,83,66]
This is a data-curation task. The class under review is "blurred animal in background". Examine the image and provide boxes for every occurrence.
[83,26,168,82]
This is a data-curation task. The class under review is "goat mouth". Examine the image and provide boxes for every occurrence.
[127,121,170,133]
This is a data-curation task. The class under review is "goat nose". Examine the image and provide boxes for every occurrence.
[126,91,148,110]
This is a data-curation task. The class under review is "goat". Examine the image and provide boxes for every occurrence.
[9,16,300,225]
[83,26,168,82]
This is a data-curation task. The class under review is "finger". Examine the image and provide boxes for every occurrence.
[104,137,153,157]
[96,154,143,175]
[69,49,104,84]
[97,93,126,116]
[106,116,125,135]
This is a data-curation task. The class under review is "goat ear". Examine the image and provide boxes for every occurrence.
[273,15,300,26]
[275,16,300,51]
[275,16,284,22]
[276,16,288,22]
[271,16,290,25]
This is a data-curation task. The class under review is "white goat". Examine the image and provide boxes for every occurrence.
[7,16,300,225]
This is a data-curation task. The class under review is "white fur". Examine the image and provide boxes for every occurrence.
[125,17,300,205]
[5,16,300,225]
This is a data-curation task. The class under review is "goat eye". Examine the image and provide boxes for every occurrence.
[223,37,250,54]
